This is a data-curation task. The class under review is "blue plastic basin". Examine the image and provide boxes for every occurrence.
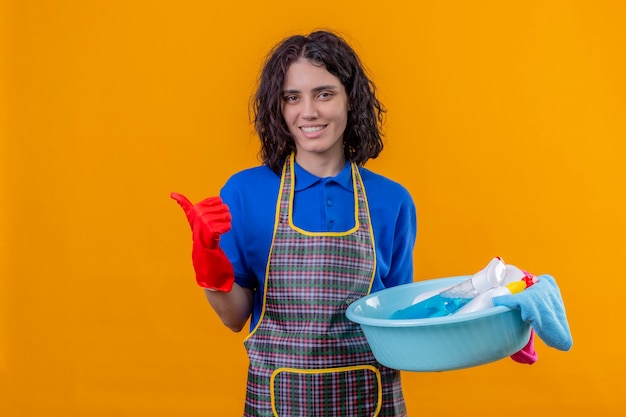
[346,276,531,372]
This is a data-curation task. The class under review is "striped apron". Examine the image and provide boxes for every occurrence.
[243,154,406,416]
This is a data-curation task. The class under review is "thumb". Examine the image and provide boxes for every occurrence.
[170,192,194,217]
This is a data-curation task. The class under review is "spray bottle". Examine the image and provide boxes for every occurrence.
[390,257,507,319]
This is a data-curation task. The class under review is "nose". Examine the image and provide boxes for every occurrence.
[302,98,319,120]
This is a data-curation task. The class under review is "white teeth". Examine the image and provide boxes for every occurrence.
[301,126,325,133]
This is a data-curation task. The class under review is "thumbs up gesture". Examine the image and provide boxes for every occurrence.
[170,192,234,292]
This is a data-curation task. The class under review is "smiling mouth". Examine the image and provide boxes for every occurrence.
[300,125,327,133]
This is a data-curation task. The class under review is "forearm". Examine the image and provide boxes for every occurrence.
[204,284,254,332]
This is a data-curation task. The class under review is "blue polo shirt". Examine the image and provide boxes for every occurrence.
[219,161,417,329]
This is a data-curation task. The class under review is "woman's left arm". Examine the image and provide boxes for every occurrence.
[382,192,417,288]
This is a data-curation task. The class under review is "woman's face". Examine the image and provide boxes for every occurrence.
[281,58,349,165]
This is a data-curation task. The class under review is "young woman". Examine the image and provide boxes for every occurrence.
[172,30,416,416]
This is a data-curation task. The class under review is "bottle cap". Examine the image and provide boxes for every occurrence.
[505,280,527,294]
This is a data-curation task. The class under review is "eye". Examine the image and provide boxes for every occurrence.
[283,95,299,103]
[318,91,333,100]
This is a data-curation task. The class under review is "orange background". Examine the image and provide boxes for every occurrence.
[2,0,625,415]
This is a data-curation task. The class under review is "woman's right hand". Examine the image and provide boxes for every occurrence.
[170,192,235,292]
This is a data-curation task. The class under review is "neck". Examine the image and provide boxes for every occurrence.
[294,153,346,177]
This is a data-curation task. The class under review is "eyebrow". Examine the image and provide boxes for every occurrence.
[283,85,339,94]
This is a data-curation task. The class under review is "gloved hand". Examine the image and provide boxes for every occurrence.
[493,275,573,351]
[170,192,235,292]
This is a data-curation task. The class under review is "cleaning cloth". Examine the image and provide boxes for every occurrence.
[493,274,573,351]
[510,329,538,364]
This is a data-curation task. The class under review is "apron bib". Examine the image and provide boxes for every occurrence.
[243,155,406,417]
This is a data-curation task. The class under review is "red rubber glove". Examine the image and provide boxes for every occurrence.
[170,192,235,292]
[510,329,538,364]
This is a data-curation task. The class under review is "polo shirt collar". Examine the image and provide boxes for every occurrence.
[294,160,353,191]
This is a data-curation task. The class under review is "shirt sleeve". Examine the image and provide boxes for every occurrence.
[361,168,417,292]
[383,193,417,288]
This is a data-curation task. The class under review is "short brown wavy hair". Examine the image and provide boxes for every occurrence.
[251,30,386,173]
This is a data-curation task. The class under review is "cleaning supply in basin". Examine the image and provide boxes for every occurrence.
[454,266,538,316]
[502,264,538,287]
[455,280,527,314]
[390,257,507,319]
